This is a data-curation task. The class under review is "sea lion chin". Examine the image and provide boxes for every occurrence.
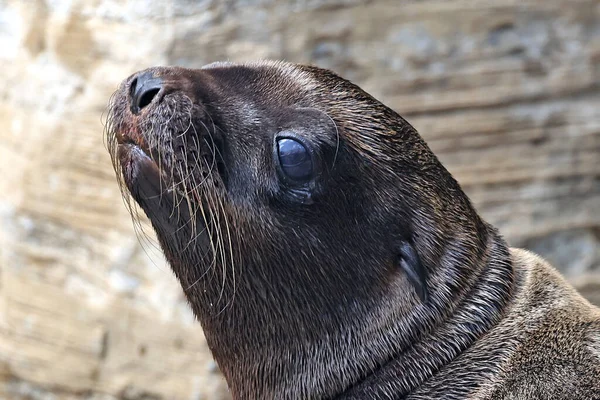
[106,61,600,399]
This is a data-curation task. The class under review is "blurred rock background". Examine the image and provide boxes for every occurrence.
[0,0,598,399]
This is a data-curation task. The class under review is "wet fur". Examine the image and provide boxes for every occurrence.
[106,61,600,399]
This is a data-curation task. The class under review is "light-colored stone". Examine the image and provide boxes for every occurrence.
[0,0,598,398]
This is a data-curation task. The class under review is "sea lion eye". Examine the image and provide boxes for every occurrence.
[276,138,313,181]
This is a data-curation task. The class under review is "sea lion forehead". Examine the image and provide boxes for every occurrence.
[201,60,321,103]
[203,60,317,85]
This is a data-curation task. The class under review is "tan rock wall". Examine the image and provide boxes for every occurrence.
[0,0,598,399]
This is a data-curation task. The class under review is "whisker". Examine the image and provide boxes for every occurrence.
[106,89,239,313]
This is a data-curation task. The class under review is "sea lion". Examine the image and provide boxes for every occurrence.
[105,61,600,399]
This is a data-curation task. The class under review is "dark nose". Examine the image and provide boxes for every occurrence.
[129,71,162,114]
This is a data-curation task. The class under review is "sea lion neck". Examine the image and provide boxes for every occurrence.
[106,61,515,399]
[336,227,514,399]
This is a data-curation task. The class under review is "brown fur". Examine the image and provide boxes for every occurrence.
[105,61,600,399]
[408,249,600,399]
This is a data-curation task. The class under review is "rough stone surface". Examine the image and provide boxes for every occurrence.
[0,0,598,398]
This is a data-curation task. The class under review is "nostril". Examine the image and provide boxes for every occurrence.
[137,88,160,110]
[130,71,162,115]
[129,77,138,99]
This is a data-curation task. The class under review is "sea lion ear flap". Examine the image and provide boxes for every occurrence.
[398,241,429,303]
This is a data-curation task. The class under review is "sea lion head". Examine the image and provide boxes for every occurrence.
[105,61,504,398]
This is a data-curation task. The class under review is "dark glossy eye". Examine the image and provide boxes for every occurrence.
[276,138,313,182]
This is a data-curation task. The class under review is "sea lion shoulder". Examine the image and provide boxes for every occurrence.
[486,248,600,399]
[510,247,599,313]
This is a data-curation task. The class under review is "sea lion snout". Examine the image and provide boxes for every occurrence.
[108,66,227,205]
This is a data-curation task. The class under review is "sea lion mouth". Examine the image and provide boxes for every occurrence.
[115,122,159,176]
[116,142,163,197]
[114,116,170,188]
[112,123,174,204]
